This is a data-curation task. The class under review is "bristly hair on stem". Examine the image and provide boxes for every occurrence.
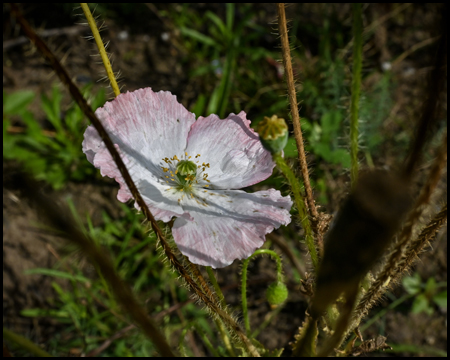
[273,153,319,271]
[276,3,323,257]
[80,3,121,97]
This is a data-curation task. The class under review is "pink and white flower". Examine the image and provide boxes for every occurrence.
[82,88,292,268]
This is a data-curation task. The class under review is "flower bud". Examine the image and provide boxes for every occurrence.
[256,115,288,154]
[266,281,288,308]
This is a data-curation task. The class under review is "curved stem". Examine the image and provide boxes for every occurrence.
[80,3,120,97]
[241,249,284,336]
[273,153,319,270]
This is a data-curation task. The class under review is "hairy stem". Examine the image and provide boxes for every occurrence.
[206,267,237,357]
[276,4,319,230]
[241,249,284,336]
[394,203,447,279]
[273,153,319,270]
[350,3,363,187]
[80,3,120,97]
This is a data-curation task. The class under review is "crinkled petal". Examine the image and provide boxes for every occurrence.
[185,111,274,189]
[82,88,196,221]
[172,188,292,268]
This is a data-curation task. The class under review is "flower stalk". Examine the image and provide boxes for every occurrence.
[241,249,286,336]
[273,153,319,270]
[205,267,236,357]
[80,3,121,97]
[276,4,318,226]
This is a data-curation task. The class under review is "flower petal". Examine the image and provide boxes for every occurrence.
[172,189,292,268]
[82,88,196,221]
[185,111,274,189]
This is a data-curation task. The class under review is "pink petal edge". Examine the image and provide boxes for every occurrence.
[172,188,292,268]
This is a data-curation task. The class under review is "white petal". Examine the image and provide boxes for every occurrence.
[82,88,196,221]
[172,189,292,268]
[185,111,274,189]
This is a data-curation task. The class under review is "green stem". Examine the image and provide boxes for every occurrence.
[3,328,53,357]
[241,249,284,336]
[205,267,236,357]
[350,3,363,187]
[205,266,227,309]
[273,153,318,270]
[80,3,120,97]
[194,324,221,357]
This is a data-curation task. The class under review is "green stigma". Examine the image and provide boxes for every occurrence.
[176,160,197,186]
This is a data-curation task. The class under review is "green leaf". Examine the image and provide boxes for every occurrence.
[424,277,437,294]
[412,294,433,315]
[205,11,227,38]
[432,290,447,308]
[191,94,207,117]
[403,274,422,295]
[3,90,35,115]
[330,149,351,167]
[226,3,234,33]
[24,268,91,283]
[41,87,63,132]
[206,85,221,115]
[179,27,217,47]
[21,308,70,318]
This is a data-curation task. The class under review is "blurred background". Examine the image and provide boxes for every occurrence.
[3,3,447,356]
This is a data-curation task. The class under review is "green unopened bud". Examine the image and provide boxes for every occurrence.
[266,281,288,308]
[256,115,289,154]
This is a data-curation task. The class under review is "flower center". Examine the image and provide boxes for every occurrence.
[176,160,197,185]
[160,152,212,204]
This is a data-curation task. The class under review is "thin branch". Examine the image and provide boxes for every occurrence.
[276,4,319,232]
[393,203,447,282]
[80,3,120,97]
